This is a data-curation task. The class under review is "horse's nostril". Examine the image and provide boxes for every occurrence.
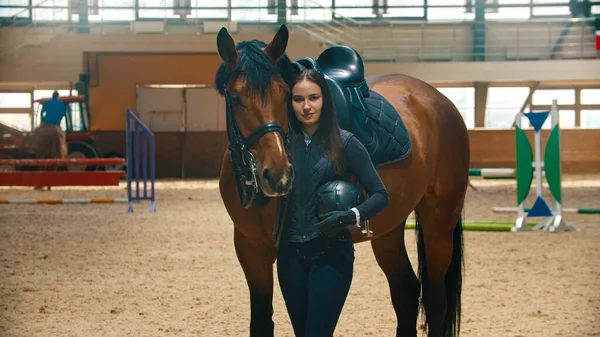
[262,168,270,184]
[276,181,286,194]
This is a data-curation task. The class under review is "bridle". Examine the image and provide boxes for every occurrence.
[223,84,290,208]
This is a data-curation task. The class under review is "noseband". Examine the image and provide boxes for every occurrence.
[223,85,289,208]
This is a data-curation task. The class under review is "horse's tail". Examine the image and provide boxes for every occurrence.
[445,217,464,337]
[416,217,464,337]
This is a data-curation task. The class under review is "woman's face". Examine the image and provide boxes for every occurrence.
[291,79,322,130]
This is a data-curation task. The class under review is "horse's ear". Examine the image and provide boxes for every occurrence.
[265,24,289,62]
[217,27,237,69]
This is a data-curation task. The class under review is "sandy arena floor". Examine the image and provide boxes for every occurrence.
[1,175,599,337]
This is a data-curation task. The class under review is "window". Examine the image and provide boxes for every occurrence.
[0,113,31,132]
[532,6,570,16]
[485,87,529,128]
[581,89,600,104]
[0,92,31,108]
[428,0,474,21]
[67,102,85,131]
[581,110,600,128]
[138,0,193,19]
[287,0,333,21]
[436,87,475,129]
[33,0,69,22]
[532,89,575,105]
[334,0,375,18]
[33,89,73,101]
[531,0,570,16]
[485,2,530,20]
[382,0,425,19]
[487,8,530,20]
[429,0,464,5]
[532,0,571,16]
[556,109,575,128]
[89,10,135,22]
[0,0,30,18]
[464,0,522,15]
[231,0,277,22]
[192,0,228,19]
[71,0,135,21]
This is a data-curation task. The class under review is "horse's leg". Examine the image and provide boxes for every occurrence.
[371,220,420,337]
[414,195,464,337]
[365,73,468,337]
[233,227,277,337]
[365,160,427,337]
[220,151,278,337]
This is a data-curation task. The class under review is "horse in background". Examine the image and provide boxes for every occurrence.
[215,25,470,337]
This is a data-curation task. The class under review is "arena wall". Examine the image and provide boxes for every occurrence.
[0,30,324,83]
[1,22,599,84]
[84,52,223,130]
[1,24,598,177]
[88,128,600,178]
[469,128,600,174]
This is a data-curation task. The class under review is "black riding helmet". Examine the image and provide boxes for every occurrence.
[316,180,364,218]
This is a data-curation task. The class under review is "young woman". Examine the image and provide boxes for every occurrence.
[277,69,390,337]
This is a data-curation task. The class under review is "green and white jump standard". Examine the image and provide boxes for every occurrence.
[511,99,576,233]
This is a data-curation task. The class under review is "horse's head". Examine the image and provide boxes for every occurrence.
[215,25,295,199]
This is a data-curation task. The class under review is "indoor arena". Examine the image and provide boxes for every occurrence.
[1,1,599,336]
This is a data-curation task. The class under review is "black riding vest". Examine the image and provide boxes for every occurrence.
[282,128,354,243]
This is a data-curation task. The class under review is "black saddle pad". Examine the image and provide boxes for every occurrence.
[347,89,412,167]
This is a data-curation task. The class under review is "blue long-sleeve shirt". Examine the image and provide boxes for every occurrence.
[41,98,65,126]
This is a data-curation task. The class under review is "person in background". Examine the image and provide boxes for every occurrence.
[40,91,65,127]
[33,91,68,190]
[569,0,592,18]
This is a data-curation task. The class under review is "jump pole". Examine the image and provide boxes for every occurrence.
[469,168,545,179]
[0,198,128,205]
[511,99,576,233]
[0,108,156,213]
[494,206,600,214]
[469,168,515,178]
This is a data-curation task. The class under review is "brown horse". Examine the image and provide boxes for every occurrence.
[215,25,470,337]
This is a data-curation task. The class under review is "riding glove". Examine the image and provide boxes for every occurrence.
[315,209,358,238]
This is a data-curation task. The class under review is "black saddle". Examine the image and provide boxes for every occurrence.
[294,46,411,167]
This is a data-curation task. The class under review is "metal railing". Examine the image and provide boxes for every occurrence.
[0,0,69,60]
[2,2,597,23]
[1,3,598,62]
[292,0,361,47]
[356,17,598,62]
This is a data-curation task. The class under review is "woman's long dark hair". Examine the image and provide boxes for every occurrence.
[287,69,346,175]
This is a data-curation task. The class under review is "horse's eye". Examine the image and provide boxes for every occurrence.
[232,95,243,106]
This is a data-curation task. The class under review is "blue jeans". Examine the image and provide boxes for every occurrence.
[277,232,355,337]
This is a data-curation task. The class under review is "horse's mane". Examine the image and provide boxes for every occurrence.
[214,39,296,98]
